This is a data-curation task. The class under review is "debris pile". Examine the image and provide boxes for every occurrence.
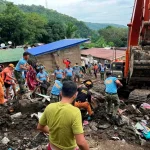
[0,82,150,150]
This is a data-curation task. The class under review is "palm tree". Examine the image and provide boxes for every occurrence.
[65,22,77,38]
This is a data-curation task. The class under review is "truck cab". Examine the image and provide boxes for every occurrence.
[111,62,125,81]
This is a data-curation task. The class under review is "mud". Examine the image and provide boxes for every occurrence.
[0,75,150,150]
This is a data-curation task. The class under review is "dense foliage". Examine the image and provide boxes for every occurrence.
[0,0,92,45]
[18,4,92,38]
[85,22,126,30]
[83,26,128,48]
[0,0,128,48]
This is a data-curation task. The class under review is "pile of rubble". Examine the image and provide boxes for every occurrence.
[0,80,150,150]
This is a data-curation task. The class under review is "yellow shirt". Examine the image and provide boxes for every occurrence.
[39,102,83,150]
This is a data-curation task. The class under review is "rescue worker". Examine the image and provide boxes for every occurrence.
[36,67,49,95]
[64,65,74,81]
[14,52,30,94]
[87,62,92,75]
[74,80,93,121]
[93,64,98,79]
[1,64,16,99]
[73,63,83,83]
[37,81,89,150]
[51,78,63,103]
[0,75,5,104]
[54,66,64,80]
[63,58,71,68]
[100,63,106,81]
[104,72,123,119]
[81,59,86,74]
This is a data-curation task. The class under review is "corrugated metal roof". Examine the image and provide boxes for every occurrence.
[81,48,125,60]
[27,39,89,56]
[0,48,24,63]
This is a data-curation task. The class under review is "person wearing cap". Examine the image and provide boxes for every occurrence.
[1,64,16,99]
[14,52,30,94]
[104,72,123,119]
[74,80,93,121]
[50,78,63,103]
[54,66,64,80]
[64,65,74,81]
[36,67,49,95]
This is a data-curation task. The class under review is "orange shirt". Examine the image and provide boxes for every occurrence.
[1,67,13,82]
[94,65,98,70]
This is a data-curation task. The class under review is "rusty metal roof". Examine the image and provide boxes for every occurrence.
[81,48,125,60]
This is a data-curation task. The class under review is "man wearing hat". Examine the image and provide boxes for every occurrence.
[1,64,16,99]
[74,80,93,120]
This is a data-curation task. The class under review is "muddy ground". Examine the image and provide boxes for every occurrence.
[0,74,150,150]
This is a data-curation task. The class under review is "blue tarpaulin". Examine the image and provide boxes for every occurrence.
[27,39,89,56]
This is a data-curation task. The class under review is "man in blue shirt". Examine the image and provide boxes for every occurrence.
[14,52,30,94]
[51,79,63,103]
[36,67,49,95]
[65,65,74,80]
[104,72,123,119]
[73,63,83,83]
[54,66,64,80]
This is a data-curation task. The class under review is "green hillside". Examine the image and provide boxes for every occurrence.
[18,5,92,38]
[85,22,126,30]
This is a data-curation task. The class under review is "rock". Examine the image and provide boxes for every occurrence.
[89,122,98,128]
[89,122,98,131]
[91,125,98,131]
[37,145,42,150]
[11,112,22,119]
[111,137,120,140]
[98,123,111,129]
[84,126,92,135]
[1,137,10,144]
[18,99,45,113]
[90,89,105,101]
[140,139,147,146]
[144,115,150,120]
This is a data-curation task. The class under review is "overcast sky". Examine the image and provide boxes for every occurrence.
[8,0,134,25]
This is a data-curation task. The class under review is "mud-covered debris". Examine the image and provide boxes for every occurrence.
[11,112,22,119]
[98,123,111,129]
[1,137,10,145]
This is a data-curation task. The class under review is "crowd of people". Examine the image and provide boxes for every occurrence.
[0,52,123,150]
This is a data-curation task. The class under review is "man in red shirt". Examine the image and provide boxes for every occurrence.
[63,58,71,68]
[1,64,16,99]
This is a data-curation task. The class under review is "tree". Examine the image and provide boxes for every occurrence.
[41,21,66,43]
[98,26,128,47]
[95,37,107,48]
[0,3,28,45]
[108,42,114,47]
[18,4,92,38]
[25,13,47,44]
[65,22,77,38]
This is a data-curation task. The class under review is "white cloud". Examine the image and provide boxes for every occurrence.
[7,0,134,25]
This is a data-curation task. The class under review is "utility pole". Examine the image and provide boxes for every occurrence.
[45,0,48,8]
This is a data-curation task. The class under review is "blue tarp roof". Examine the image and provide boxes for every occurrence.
[27,39,89,56]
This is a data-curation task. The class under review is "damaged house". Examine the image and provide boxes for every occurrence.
[27,39,89,71]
